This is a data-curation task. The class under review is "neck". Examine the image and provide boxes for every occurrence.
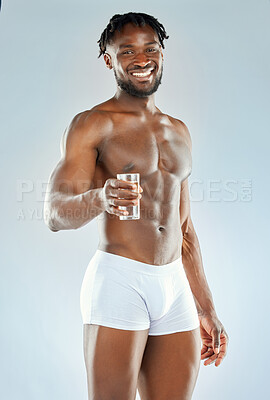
[113,87,157,114]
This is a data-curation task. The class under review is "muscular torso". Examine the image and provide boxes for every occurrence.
[91,100,192,265]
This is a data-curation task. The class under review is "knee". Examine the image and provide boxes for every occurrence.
[88,391,135,400]
[88,377,137,400]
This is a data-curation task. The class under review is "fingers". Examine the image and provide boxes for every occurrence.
[203,351,218,366]
[110,196,141,207]
[104,178,143,216]
[212,327,221,354]
[110,205,129,217]
[112,178,143,193]
[219,331,229,359]
[111,178,137,190]
[110,183,142,208]
[199,315,229,367]
[111,188,142,200]
[201,344,211,356]
[109,180,143,207]
[201,333,228,367]
[204,344,226,367]
[214,347,226,367]
[223,328,229,348]
[201,347,214,359]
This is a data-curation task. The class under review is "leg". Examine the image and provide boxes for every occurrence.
[138,327,201,400]
[83,323,149,400]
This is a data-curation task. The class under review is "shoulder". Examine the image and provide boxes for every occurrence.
[165,114,192,150]
[65,107,113,141]
[60,107,113,156]
[68,107,112,135]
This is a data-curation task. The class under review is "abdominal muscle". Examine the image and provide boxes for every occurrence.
[96,200,183,266]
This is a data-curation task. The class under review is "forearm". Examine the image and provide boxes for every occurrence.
[181,219,216,317]
[44,188,105,231]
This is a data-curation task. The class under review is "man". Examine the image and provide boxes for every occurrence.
[44,12,228,400]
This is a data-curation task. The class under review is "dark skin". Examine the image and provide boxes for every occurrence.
[45,22,229,399]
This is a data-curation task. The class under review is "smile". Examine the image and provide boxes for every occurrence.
[129,67,155,81]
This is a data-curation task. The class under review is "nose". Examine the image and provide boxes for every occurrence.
[133,52,151,68]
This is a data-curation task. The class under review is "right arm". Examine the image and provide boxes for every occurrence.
[43,111,105,232]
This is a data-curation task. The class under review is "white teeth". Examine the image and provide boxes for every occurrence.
[131,69,153,77]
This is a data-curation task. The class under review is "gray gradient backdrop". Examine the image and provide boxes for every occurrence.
[1,0,269,399]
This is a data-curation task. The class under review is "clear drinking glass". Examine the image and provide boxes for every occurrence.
[116,173,140,220]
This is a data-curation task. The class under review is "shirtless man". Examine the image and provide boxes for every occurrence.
[44,12,228,400]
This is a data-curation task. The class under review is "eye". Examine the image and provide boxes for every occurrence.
[122,50,133,55]
[147,48,157,52]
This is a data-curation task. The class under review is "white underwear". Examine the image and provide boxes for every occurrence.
[80,249,200,335]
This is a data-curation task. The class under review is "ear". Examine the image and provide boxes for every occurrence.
[104,53,113,70]
[161,48,164,61]
[159,44,164,61]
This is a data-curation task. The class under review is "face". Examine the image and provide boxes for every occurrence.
[104,22,164,98]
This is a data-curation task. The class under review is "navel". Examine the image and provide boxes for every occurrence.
[158,226,165,232]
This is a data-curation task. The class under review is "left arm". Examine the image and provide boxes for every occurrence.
[178,121,229,367]
[180,177,216,317]
[180,176,229,367]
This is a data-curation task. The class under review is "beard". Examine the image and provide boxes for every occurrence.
[113,64,163,98]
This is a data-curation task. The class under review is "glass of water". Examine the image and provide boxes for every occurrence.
[116,173,140,220]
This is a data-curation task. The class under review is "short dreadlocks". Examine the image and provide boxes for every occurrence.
[97,12,169,58]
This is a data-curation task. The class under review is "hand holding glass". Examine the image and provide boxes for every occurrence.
[116,173,141,220]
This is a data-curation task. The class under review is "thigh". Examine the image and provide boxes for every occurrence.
[83,324,149,400]
[138,327,201,400]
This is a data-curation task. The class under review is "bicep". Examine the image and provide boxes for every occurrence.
[48,111,99,197]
